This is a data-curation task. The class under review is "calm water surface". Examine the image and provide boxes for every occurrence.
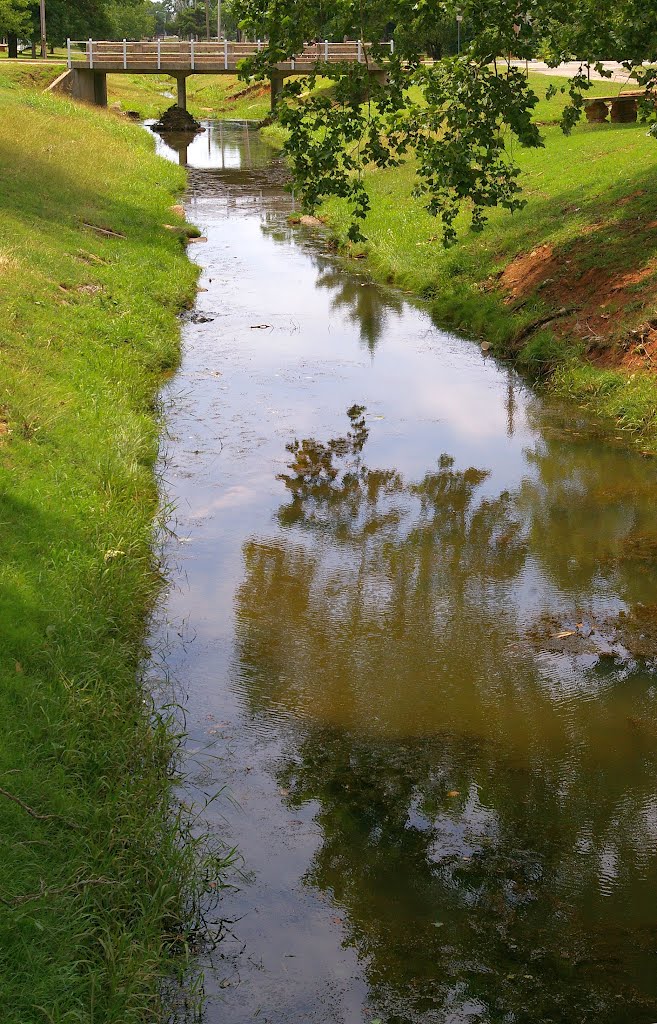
[152,122,657,1024]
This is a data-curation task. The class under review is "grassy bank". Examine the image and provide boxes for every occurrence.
[106,71,332,121]
[0,59,65,89]
[0,59,272,120]
[320,74,657,447]
[0,81,208,1021]
[107,71,272,120]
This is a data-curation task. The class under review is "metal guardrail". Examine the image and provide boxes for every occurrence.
[66,39,394,72]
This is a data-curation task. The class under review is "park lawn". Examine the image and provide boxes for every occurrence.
[0,57,362,123]
[321,73,657,446]
[0,79,208,1021]
[0,47,71,60]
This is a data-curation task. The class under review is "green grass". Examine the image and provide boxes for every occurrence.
[0,58,274,120]
[0,47,71,60]
[107,72,273,120]
[0,78,217,1021]
[0,59,65,89]
[523,71,635,121]
[319,72,657,447]
[260,121,289,148]
[106,71,336,121]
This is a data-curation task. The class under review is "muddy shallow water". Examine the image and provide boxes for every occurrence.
[151,122,657,1024]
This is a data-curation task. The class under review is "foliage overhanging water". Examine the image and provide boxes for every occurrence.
[152,121,657,1024]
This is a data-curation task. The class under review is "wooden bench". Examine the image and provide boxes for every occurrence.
[584,90,653,123]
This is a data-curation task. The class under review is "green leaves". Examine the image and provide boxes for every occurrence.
[407,59,541,242]
[251,52,543,244]
[236,0,657,244]
[275,65,387,241]
[0,0,32,37]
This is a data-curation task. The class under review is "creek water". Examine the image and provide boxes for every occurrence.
[151,121,657,1024]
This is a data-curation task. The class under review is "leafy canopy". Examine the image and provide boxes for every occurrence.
[235,0,657,243]
[0,0,32,37]
[0,0,159,44]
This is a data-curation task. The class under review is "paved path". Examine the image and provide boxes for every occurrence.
[0,58,65,65]
[514,60,635,84]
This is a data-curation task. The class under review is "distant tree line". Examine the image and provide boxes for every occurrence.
[0,0,244,47]
[0,0,466,55]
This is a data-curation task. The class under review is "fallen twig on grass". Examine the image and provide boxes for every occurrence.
[82,222,126,239]
[0,877,118,909]
[0,785,78,828]
[75,248,109,265]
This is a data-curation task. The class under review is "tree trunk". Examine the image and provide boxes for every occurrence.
[8,34,17,59]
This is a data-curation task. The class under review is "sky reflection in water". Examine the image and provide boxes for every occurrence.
[152,122,657,1024]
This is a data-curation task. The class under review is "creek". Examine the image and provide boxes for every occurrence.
[151,121,657,1024]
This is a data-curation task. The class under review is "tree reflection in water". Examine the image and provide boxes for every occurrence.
[259,217,404,353]
[233,408,657,1023]
[313,258,404,354]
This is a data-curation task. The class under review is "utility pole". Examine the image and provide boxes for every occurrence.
[216,0,222,39]
[39,0,47,58]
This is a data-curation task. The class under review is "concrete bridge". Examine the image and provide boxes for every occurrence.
[65,39,393,110]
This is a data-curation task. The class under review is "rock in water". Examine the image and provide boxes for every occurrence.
[151,105,204,133]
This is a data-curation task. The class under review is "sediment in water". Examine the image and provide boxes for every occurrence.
[152,104,204,133]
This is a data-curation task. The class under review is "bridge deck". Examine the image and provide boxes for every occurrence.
[67,39,391,73]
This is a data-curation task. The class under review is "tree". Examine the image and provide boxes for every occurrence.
[37,0,113,45]
[16,0,157,46]
[149,0,175,36]
[0,0,32,44]
[234,0,657,244]
[171,0,206,37]
[105,0,155,39]
[212,0,241,38]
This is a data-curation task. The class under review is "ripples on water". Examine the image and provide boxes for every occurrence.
[151,122,657,1023]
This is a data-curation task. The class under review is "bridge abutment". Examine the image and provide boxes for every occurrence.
[71,68,107,107]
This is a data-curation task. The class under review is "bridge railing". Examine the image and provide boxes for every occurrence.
[66,38,393,72]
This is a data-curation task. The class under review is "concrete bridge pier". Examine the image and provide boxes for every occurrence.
[270,70,285,111]
[174,74,188,110]
[369,69,389,88]
[71,67,107,106]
